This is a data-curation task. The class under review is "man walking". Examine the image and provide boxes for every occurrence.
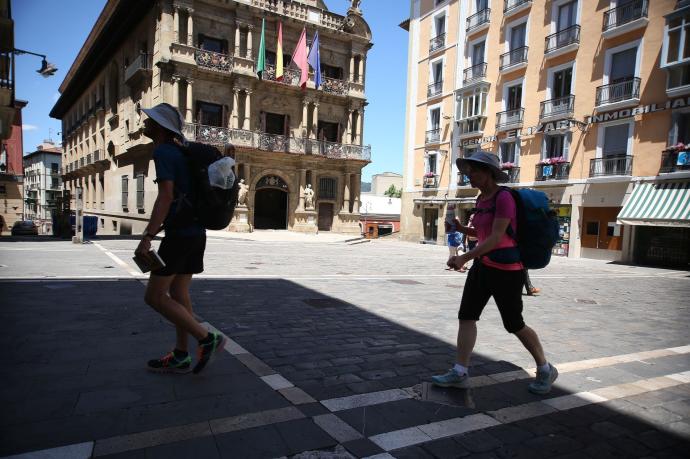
[136,103,225,375]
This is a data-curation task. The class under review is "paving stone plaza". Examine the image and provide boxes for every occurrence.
[1,234,689,458]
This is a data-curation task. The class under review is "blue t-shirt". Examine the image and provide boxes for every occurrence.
[153,143,205,236]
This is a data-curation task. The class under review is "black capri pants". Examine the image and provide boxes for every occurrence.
[458,261,526,333]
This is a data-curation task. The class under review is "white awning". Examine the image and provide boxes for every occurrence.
[617,181,690,227]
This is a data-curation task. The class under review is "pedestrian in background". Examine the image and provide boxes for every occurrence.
[524,269,541,296]
[444,212,466,271]
[136,103,225,375]
[432,151,558,395]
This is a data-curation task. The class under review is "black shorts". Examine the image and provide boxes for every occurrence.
[458,262,526,333]
[152,234,206,276]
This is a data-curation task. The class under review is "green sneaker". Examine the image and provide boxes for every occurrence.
[431,368,470,389]
[528,363,558,394]
[193,332,226,374]
[147,351,192,374]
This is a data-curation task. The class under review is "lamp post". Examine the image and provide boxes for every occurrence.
[13,49,58,77]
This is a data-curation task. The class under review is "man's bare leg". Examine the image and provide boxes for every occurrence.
[145,274,207,340]
[170,274,194,351]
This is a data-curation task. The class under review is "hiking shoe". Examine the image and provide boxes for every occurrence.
[147,351,192,374]
[431,368,470,389]
[193,332,226,374]
[528,363,558,394]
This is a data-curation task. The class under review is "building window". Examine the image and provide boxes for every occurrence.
[319,177,337,200]
[196,101,223,127]
[136,174,144,210]
[263,112,287,135]
[543,133,570,159]
[457,87,488,120]
[664,13,690,66]
[500,141,519,165]
[121,175,129,210]
[603,123,631,157]
[198,34,226,53]
[51,163,59,174]
[556,0,578,32]
[321,64,343,79]
[317,121,340,142]
[426,152,438,174]
[668,63,690,91]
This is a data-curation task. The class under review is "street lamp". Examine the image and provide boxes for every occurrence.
[13,48,58,78]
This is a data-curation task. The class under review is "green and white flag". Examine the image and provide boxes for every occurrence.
[256,18,266,79]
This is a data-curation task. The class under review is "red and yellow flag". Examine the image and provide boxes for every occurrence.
[276,21,284,81]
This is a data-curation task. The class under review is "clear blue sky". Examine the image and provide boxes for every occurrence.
[13,0,408,182]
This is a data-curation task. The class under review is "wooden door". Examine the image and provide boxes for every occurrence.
[318,203,333,231]
[581,207,624,250]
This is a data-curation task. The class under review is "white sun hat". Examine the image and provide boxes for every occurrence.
[141,103,185,138]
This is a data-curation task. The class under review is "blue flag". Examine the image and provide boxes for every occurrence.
[307,30,321,89]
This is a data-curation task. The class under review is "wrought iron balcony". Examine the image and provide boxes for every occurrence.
[425,128,441,144]
[660,149,690,173]
[589,155,633,177]
[263,64,301,86]
[463,63,487,84]
[535,161,571,181]
[124,52,151,84]
[195,48,233,73]
[596,77,641,107]
[504,0,532,14]
[322,76,348,96]
[466,9,491,32]
[428,80,443,98]
[603,0,648,32]
[502,166,521,183]
[429,33,446,53]
[182,123,371,161]
[496,108,524,130]
[499,46,528,71]
[540,95,575,120]
[423,174,438,188]
[544,25,580,54]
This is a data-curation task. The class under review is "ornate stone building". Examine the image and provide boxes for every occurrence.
[50,0,372,235]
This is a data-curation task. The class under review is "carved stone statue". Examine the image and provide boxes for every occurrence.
[237,179,249,206]
[304,183,315,210]
[350,0,361,12]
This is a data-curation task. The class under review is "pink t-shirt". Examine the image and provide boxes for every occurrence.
[472,190,523,271]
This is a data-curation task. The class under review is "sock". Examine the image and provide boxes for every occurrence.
[453,363,469,376]
[538,362,550,373]
[173,348,188,358]
[199,332,214,345]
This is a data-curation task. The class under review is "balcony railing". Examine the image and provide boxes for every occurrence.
[502,166,521,183]
[0,51,14,94]
[603,0,648,31]
[496,108,524,129]
[540,95,575,120]
[535,161,571,181]
[423,175,438,188]
[429,33,446,53]
[504,0,532,13]
[428,80,443,98]
[322,76,348,96]
[425,128,441,144]
[660,149,690,173]
[195,48,233,73]
[466,8,491,32]
[463,63,487,84]
[263,63,301,86]
[182,123,371,161]
[596,77,641,106]
[124,52,151,83]
[499,46,528,70]
[545,25,580,54]
[589,155,633,177]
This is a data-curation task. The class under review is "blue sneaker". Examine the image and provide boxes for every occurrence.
[432,368,470,389]
[528,363,558,394]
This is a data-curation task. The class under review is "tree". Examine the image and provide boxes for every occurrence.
[384,184,402,198]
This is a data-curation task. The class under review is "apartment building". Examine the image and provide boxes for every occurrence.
[50,0,372,236]
[23,141,62,233]
[401,0,690,267]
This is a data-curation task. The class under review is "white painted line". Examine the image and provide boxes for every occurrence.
[417,413,500,440]
[2,441,94,459]
[313,414,364,443]
[278,386,317,405]
[93,422,210,457]
[261,374,294,390]
[321,388,412,412]
[209,406,305,435]
[93,242,140,277]
[362,454,397,459]
[369,426,432,451]
[542,392,608,411]
[224,338,249,355]
[488,401,558,424]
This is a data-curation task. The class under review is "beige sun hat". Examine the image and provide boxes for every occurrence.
[456,150,510,183]
[141,103,184,137]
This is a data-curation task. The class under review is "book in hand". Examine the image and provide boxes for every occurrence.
[132,249,166,273]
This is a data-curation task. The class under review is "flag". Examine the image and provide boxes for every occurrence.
[276,21,284,81]
[290,27,309,88]
[307,30,321,89]
[256,18,266,79]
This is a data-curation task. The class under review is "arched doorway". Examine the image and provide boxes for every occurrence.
[253,175,288,230]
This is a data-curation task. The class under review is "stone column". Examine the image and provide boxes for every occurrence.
[353,173,361,214]
[232,88,240,129]
[342,173,351,213]
[346,109,354,144]
[243,90,252,130]
[357,109,364,145]
[185,79,194,123]
[243,163,251,184]
[234,23,241,56]
[186,9,194,46]
[349,55,355,82]
[301,100,309,134]
[173,7,180,43]
[361,56,367,85]
[172,76,180,109]
[298,169,306,211]
[311,102,319,139]
[247,25,254,59]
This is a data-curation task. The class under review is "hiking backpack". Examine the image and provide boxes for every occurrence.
[169,142,240,231]
[487,187,560,269]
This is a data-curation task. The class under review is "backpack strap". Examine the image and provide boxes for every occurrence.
[473,187,516,241]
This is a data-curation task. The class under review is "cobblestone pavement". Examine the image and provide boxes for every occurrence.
[0,235,689,458]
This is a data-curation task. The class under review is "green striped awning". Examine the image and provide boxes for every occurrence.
[618,181,690,227]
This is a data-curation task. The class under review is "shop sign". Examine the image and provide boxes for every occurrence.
[461,136,496,146]
[505,119,584,139]
[585,96,690,124]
